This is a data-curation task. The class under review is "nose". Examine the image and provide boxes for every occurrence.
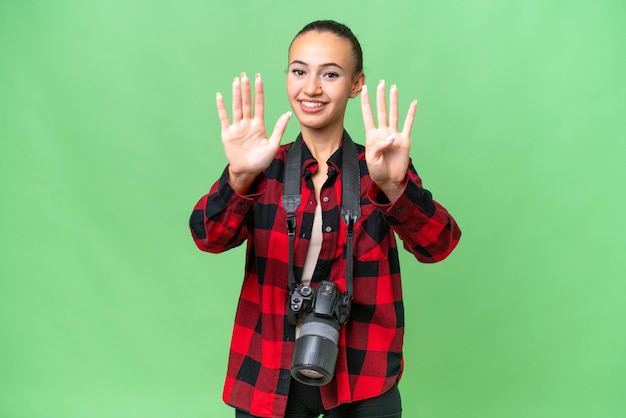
[303,76,322,96]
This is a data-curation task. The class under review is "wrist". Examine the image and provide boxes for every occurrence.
[376,178,407,203]
[227,167,261,194]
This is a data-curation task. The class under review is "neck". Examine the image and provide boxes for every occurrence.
[300,124,344,163]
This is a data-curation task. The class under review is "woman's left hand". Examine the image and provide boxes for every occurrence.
[361,80,418,202]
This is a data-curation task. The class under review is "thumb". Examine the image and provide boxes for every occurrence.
[268,111,292,147]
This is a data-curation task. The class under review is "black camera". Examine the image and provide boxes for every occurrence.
[288,280,351,386]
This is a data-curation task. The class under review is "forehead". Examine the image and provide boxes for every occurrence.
[289,31,354,67]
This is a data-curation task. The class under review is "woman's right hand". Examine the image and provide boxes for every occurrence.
[216,73,292,193]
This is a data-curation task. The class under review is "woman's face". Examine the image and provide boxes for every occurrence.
[287,31,364,132]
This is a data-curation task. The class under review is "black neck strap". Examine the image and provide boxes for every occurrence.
[281,134,361,301]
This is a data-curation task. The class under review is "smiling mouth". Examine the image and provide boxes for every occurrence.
[299,100,327,111]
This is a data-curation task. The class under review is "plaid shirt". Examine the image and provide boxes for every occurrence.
[189,131,461,417]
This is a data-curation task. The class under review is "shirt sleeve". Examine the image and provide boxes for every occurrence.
[189,166,266,253]
[366,162,461,263]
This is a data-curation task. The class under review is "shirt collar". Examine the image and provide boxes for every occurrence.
[298,130,351,175]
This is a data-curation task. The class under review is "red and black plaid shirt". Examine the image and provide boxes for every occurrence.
[190,131,461,417]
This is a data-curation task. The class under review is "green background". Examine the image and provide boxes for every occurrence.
[1,0,625,417]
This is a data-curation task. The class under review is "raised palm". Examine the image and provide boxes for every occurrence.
[361,80,418,191]
[216,73,291,189]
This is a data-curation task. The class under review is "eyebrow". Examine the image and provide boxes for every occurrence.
[289,60,344,70]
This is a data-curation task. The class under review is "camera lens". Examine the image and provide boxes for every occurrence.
[290,313,340,386]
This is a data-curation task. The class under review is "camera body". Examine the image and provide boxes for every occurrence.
[288,280,350,326]
[288,280,351,386]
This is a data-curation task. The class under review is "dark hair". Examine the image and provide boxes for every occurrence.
[290,20,363,74]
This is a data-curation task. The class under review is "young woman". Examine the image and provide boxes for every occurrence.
[190,20,461,418]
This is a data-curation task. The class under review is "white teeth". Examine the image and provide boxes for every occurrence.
[301,101,324,108]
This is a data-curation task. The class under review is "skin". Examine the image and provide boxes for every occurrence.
[215,30,418,203]
[286,31,364,202]
[286,31,364,154]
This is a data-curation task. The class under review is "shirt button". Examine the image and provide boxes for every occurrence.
[322,196,329,203]
[325,226,332,232]
[394,209,402,215]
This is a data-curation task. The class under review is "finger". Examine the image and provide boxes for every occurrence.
[401,100,419,137]
[376,79,388,128]
[254,73,265,121]
[389,84,399,132]
[268,111,292,147]
[231,77,243,123]
[241,73,251,119]
[360,85,375,130]
[216,92,231,131]
[385,133,397,143]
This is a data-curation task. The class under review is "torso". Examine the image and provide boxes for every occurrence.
[300,162,327,287]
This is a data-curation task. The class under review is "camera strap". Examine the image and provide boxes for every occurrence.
[282,134,361,303]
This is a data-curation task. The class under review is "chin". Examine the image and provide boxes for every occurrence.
[294,112,338,130]
[297,118,330,131]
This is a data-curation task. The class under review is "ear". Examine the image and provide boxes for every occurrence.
[349,72,365,98]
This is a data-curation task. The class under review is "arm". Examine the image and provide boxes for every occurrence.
[367,165,461,263]
[361,80,461,262]
[189,73,291,251]
[189,168,266,253]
